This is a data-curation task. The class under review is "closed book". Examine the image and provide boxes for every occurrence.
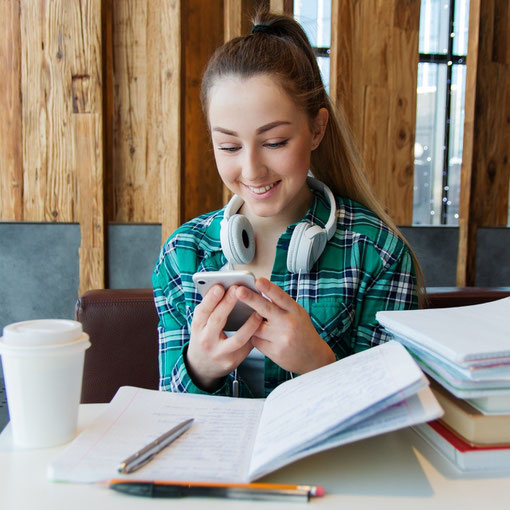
[414,420,510,472]
[430,380,510,445]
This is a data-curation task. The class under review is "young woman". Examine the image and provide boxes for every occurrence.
[153,11,422,398]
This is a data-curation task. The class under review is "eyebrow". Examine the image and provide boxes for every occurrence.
[212,121,291,136]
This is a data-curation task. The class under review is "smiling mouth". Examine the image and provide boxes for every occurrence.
[246,181,279,194]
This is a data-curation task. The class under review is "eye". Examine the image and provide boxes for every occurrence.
[264,139,288,149]
[218,146,241,153]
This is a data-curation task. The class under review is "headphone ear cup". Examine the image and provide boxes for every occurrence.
[220,214,255,265]
[287,222,314,273]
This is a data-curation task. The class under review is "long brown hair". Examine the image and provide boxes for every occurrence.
[201,11,425,303]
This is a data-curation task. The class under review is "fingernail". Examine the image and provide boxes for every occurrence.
[258,278,269,291]
[213,286,223,296]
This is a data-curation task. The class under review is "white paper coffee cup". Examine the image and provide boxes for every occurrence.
[0,319,91,448]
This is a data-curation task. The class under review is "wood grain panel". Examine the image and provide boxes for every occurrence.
[330,1,355,125]
[20,0,49,220]
[149,0,182,242]
[19,0,102,223]
[387,6,420,217]
[108,0,149,223]
[457,0,510,285]
[75,113,104,294]
[362,85,390,202]
[269,0,292,14]
[330,0,420,225]
[72,0,104,293]
[182,0,225,222]
[0,0,23,220]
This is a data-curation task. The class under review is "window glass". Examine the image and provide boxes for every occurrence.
[317,55,330,92]
[419,0,450,55]
[445,64,467,223]
[294,0,331,48]
[414,63,448,225]
[453,0,470,55]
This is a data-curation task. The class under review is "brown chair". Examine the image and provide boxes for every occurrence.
[76,286,510,403]
[75,289,159,403]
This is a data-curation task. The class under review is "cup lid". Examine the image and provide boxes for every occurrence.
[2,319,85,347]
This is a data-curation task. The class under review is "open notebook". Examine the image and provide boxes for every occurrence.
[48,341,442,483]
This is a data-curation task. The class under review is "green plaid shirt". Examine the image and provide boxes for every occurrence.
[153,190,418,397]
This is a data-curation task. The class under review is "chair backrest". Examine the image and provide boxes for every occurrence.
[425,286,510,308]
[76,286,510,403]
[75,289,159,403]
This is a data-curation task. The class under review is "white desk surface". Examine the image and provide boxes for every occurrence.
[1,404,509,510]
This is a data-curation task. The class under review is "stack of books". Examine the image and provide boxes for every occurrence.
[376,297,510,472]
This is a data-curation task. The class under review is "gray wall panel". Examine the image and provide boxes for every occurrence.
[107,224,162,289]
[476,228,510,286]
[399,226,459,287]
[0,223,80,334]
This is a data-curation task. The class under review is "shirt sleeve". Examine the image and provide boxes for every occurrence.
[350,244,418,353]
[152,240,231,396]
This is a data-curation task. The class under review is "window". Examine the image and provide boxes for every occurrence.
[294,0,331,92]
[413,0,469,225]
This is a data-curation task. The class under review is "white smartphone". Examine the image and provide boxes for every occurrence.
[192,270,260,332]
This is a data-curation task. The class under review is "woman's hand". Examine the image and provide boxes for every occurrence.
[187,284,263,391]
[236,278,336,374]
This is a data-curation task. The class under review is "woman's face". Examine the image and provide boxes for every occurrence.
[207,74,328,224]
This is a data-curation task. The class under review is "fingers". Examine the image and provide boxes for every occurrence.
[250,334,273,357]
[236,278,296,318]
[193,284,262,353]
[256,278,296,310]
[192,284,225,329]
[194,285,240,333]
[225,311,263,351]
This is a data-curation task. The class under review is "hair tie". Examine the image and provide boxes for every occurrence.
[252,24,273,35]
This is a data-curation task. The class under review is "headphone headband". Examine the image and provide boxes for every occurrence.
[305,177,337,240]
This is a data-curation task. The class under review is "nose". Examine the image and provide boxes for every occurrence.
[241,146,267,181]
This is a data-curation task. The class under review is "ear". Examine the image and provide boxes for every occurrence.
[310,108,329,150]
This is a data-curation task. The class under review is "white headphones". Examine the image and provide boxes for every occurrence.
[220,176,337,273]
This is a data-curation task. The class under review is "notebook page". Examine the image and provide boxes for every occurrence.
[248,341,424,477]
[48,387,264,483]
[249,386,443,480]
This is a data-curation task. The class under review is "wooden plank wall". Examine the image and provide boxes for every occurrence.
[330,0,420,226]
[457,0,510,285]
[1,0,509,294]
[0,0,23,221]
[0,0,105,293]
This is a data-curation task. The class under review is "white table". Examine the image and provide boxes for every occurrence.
[1,404,509,509]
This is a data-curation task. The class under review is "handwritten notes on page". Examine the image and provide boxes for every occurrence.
[248,341,428,477]
[248,387,442,480]
[48,388,264,483]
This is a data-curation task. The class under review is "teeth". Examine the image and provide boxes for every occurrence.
[249,183,275,194]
